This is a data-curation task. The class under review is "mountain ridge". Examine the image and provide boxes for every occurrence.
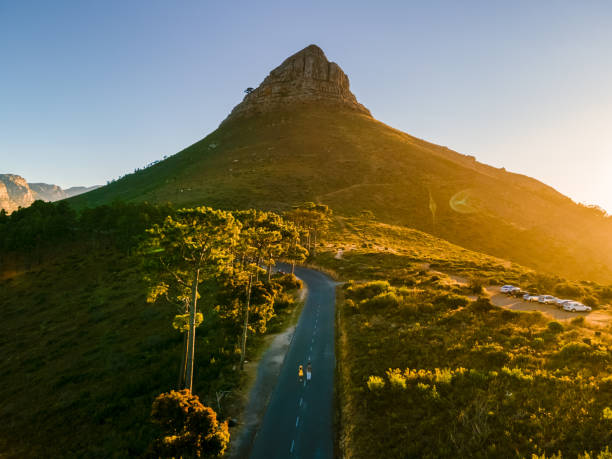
[67,45,612,282]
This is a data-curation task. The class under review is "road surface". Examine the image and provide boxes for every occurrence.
[249,266,336,459]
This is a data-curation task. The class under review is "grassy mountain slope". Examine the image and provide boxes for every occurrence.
[69,105,612,282]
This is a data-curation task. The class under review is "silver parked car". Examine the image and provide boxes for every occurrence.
[563,301,592,312]
[538,295,557,304]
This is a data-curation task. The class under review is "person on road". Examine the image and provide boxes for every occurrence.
[306,362,312,382]
[298,364,304,382]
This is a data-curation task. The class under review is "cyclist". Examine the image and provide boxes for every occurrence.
[306,362,312,382]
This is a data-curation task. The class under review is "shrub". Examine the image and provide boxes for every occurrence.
[583,296,598,308]
[386,369,407,390]
[470,298,494,313]
[571,316,586,326]
[273,291,295,310]
[554,282,584,297]
[468,277,485,294]
[347,280,391,301]
[150,389,229,458]
[547,321,564,334]
[557,342,592,360]
[345,298,359,313]
[435,293,470,310]
[275,273,303,291]
[367,375,385,392]
[360,291,401,309]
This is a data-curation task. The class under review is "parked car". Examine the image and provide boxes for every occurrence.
[509,286,521,294]
[538,295,557,304]
[501,285,515,294]
[523,292,534,301]
[512,289,527,298]
[554,298,572,307]
[563,301,592,312]
[525,294,540,302]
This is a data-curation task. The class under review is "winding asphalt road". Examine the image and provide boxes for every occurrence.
[249,266,336,459]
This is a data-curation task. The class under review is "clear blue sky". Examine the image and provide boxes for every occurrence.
[1,1,611,211]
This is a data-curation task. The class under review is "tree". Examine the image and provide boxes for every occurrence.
[282,221,308,274]
[141,207,240,390]
[286,202,332,256]
[222,210,289,370]
[150,389,229,458]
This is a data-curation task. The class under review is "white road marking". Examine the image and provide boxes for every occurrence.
[290,439,295,453]
[310,346,312,351]
[299,397,303,407]
[296,416,300,427]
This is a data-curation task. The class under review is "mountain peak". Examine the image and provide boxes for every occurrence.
[223,44,371,123]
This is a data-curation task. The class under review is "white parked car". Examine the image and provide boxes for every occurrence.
[538,295,557,304]
[563,301,592,312]
[524,294,539,302]
[555,298,572,307]
[501,285,515,294]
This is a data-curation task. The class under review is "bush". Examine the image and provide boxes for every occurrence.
[367,375,385,392]
[274,273,303,291]
[583,295,598,308]
[554,282,584,298]
[345,298,359,313]
[557,342,592,360]
[468,277,485,294]
[547,321,564,334]
[469,298,494,313]
[386,369,407,390]
[571,316,586,326]
[360,291,401,309]
[435,293,470,310]
[347,280,391,301]
[150,390,229,458]
[273,291,295,310]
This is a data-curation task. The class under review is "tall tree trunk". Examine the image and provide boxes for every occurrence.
[185,268,200,392]
[312,231,317,256]
[178,328,188,388]
[240,274,253,371]
[267,263,272,283]
[291,262,295,274]
[177,301,189,388]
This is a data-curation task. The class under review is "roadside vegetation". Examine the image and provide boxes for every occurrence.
[0,200,323,457]
[320,218,612,457]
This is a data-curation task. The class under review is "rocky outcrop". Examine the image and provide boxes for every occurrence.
[0,174,36,213]
[0,174,100,214]
[223,44,371,123]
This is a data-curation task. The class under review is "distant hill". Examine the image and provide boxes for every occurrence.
[68,45,612,282]
[0,174,99,213]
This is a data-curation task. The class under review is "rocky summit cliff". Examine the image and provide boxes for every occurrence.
[0,174,100,213]
[223,44,370,123]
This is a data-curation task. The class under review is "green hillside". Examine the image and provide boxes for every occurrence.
[69,104,612,283]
